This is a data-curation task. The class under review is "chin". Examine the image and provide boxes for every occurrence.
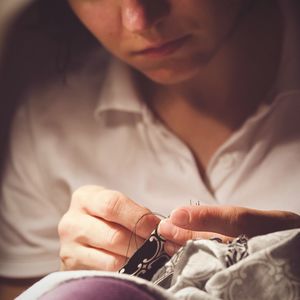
[130,53,210,86]
[142,66,200,85]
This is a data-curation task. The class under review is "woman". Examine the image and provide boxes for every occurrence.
[0,0,300,298]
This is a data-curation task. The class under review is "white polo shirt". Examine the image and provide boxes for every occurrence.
[0,0,300,278]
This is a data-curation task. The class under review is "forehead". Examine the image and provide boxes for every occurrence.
[67,0,248,12]
[66,0,254,24]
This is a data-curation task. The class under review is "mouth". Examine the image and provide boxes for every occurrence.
[132,35,191,58]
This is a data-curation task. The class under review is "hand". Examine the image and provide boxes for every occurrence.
[158,205,300,255]
[58,186,159,271]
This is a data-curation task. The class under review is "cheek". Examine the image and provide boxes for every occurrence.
[177,0,249,37]
[68,1,122,52]
[209,1,252,31]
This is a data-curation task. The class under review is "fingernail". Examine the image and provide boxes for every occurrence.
[158,219,177,238]
[170,208,190,226]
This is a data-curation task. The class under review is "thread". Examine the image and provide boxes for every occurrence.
[124,200,201,263]
[124,212,167,265]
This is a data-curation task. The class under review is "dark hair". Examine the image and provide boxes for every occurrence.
[0,0,101,177]
[20,0,100,74]
[34,0,90,43]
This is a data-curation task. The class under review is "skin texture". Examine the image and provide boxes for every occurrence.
[59,186,160,271]
[158,206,300,255]
[67,0,253,84]
[67,0,283,168]
[56,0,300,271]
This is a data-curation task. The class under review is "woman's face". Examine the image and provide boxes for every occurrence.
[68,0,251,84]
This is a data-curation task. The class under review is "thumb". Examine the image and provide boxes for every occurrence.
[169,205,300,237]
[169,205,240,236]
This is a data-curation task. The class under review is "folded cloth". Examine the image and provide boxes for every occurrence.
[119,228,170,280]
[17,271,173,300]
[152,228,300,299]
[17,228,300,300]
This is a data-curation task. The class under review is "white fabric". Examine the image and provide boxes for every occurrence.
[0,0,300,278]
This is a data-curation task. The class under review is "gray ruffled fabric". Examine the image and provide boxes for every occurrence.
[152,228,300,300]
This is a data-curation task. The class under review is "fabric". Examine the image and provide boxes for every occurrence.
[0,0,300,278]
[152,228,300,300]
[16,271,173,300]
[119,228,170,280]
[17,229,300,300]
[39,277,163,300]
[224,235,248,267]
[153,228,300,299]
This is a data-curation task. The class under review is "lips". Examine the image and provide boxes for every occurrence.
[133,35,191,58]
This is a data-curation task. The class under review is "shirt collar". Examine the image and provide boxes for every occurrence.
[94,58,145,119]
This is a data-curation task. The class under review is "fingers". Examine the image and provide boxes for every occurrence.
[167,205,242,236]
[59,186,160,272]
[71,186,160,239]
[158,219,232,248]
[158,205,300,249]
[60,244,126,271]
[58,213,144,258]
[168,205,300,237]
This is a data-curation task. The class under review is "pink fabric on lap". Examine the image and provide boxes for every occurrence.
[40,276,162,300]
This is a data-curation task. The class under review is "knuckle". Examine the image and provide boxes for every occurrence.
[195,207,212,228]
[108,228,123,248]
[72,186,91,202]
[187,230,196,241]
[110,255,124,271]
[71,185,104,206]
[173,227,194,244]
[57,214,72,238]
[62,257,78,270]
[58,213,75,240]
[231,207,250,234]
[59,248,77,270]
[172,226,182,241]
[101,190,124,218]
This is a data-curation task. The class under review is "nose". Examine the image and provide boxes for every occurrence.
[121,0,170,33]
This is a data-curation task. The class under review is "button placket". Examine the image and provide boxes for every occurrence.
[219,153,237,170]
[143,114,216,204]
[209,152,241,191]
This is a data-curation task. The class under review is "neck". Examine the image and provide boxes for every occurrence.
[136,1,283,171]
